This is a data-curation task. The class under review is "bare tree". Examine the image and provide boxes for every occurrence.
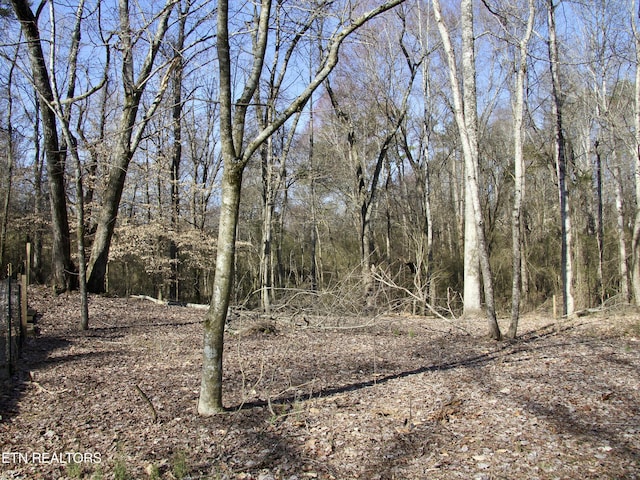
[631,0,640,305]
[432,0,501,339]
[46,0,91,327]
[547,0,574,316]
[167,0,193,301]
[198,0,406,415]
[507,0,535,338]
[86,0,177,293]
[0,35,18,268]
[10,0,74,292]
[324,13,417,307]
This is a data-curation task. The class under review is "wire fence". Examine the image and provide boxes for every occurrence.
[0,278,25,379]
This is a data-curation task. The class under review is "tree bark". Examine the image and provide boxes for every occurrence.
[0,42,18,268]
[547,0,574,316]
[86,0,176,293]
[169,3,188,302]
[198,0,272,415]
[47,0,90,328]
[632,0,640,305]
[198,166,243,414]
[11,0,74,292]
[31,93,45,284]
[594,141,605,305]
[614,165,630,303]
[433,0,501,339]
[507,0,535,339]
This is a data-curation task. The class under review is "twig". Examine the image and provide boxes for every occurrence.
[31,381,68,396]
[134,384,158,423]
[372,271,471,335]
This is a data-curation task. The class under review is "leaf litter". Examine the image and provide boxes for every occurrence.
[0,287,638,479]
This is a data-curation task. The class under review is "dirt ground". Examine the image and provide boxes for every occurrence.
[1,287,639,479]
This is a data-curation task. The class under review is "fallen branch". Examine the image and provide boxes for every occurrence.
[130,295,209,310]
[372,271,471,336]
[31,381,69,396]
[134,384,158,423]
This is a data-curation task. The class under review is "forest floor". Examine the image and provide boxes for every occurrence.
[1,287,639,480]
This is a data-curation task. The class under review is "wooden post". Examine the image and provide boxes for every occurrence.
[20,275,27,338]
[25,243,31,286]
[552,294,557,319]
[6,278,12,376]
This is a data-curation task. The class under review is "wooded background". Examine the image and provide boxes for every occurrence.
[1,0,638,323]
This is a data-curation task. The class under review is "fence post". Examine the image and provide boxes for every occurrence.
[26,242,31,286]
[21,274,27,340]
[6,277,12,376]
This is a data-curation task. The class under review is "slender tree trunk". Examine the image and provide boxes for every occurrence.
[31,94,44,283]
[48,0,89,328]
[420,61,435,308]
[309,92,319,292]
[260,139,274,314]
[463,186,482,316]
[170,65,183,302]
[594,141,605,305]
[169,3,188,301]
[199,0,272,414]
[461,0,499,338]
[507,0,535,339]
[169,163,180,300]
[76,163,89,330]
[547,0,574,316]
[1,44,18,267]
[614,165,630,302]
[434,0,479,318]
[632,0,640,304]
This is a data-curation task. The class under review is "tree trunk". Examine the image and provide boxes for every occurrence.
[614,165,630,303]
[632,0,640,305]
[169,2,188,302]
[461,0,493,325]
[86,110,136,292]
[463,186,482,316]
[260,142,274,314]
[86,0,175,293]
[0,44,17,268]
[309,92,319,292]
[47,0,90,328]
[198,0,271,414]
[433,0,500,339]
[547,0,574,316]
[198,166,243,414]
[507,0,535,339]
[11,0,74,292]
[461,0,482,319]
[594,141,605,305]
[31,93,45,284]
